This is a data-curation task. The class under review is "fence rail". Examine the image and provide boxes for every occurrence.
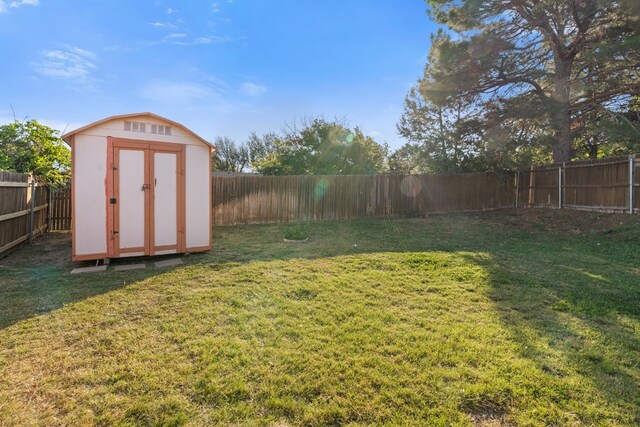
[49,187,72,231]
[0,171,49,256]
[516,155,637,214]
[212,172,517,226]
[33,153,640,232]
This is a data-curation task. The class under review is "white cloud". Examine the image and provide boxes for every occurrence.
[194,36,215,44]
[171,35,231,46]
[211,2,220,12]
[149,21,175,29]
[166,7,176,14]
[148,18,230,46]
[32,46,97,82]
[368,130,382,138]
[0,0,38,12]
[240,82,267,97]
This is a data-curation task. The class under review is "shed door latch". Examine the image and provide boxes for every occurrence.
[110,198,117,204]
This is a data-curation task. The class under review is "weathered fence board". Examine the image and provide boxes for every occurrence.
[633,156,639,214]
[40,154,640,231]
[212,155,639,226]
[212,172,517,226]
[563,157,630,212]
[517,166,560,209]
[0,171,49,257]
[49,187,72,231]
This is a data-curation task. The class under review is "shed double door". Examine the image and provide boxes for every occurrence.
[109,139,185,258]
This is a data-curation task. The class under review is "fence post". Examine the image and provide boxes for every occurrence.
[47,185,52,232]
[559,163,564,209]
[528,165,535,207]
[630,154,635,215]
[28,175,36,244]
[515,171,519,208]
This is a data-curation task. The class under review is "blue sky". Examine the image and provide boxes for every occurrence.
[0,0,437,149]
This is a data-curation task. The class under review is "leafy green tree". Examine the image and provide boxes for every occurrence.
[0,119,70,186]
[387,143,424,174]
[398,82,498,172]
[212,136,250,172]
[253,118,387,175]
[573,96,640,158]
[246,131,278,164]
[410,0,640,163]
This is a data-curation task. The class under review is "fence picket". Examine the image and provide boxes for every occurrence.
[26,155,640,234]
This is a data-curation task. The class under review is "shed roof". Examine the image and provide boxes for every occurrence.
[61,112,215,149]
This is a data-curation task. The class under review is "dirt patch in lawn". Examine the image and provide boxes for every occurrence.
[0,232,72,269]
[444,208,640,235]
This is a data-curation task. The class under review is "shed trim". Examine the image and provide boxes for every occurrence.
[61,112,216,150]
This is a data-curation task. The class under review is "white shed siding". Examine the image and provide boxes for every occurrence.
[67,113,212,261]
[74,134,108,256]
[186,144,211,248]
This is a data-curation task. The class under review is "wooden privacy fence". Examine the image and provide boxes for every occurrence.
[212,172,517,225]
[0,171,49,256]
[516,155,638,214]
[39,154,640,230]
[212,155,639,226]
[49,187,72,231]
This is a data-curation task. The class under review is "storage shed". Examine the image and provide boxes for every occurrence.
[62,112,214,262]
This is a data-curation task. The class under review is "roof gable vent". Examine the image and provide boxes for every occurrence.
[124,121,146,133]
[151,124,172,135]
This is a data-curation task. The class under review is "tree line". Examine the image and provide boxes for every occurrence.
[212,117,388,175]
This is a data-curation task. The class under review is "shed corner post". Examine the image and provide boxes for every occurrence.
[629,154,636,215]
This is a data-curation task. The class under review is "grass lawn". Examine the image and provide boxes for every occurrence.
[0,209,639,426]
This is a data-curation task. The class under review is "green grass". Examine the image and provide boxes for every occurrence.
[282,223,310,241]
[0,210,639,426]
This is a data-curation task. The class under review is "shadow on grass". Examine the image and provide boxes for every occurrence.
[0,233,188,330]
[191,215,640,421]
[0,213,638,422]
[2,218,460,330]
[460,243,640,422]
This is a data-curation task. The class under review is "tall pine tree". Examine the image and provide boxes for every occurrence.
[403,0,640,164]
